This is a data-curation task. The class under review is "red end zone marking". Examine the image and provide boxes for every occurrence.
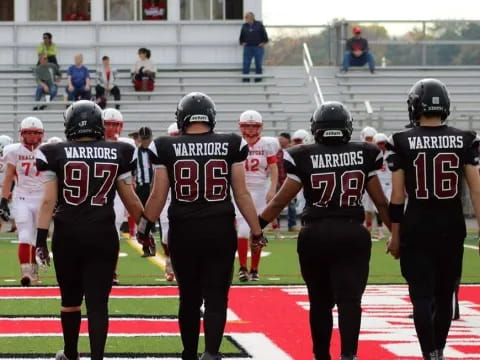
[1,285,479,359]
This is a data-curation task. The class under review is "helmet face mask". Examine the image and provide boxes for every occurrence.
[239,110,263,141]
[104,120,123,141]
[176,92,216,131]
[310,101,353,144]
[407,78,450,126]
[20,117,44,149]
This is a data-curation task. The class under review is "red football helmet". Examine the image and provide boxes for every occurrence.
[239,110,263,142]
[103,108,123,141]
[20,117,44,150]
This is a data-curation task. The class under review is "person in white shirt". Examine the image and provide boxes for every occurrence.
[373,132,391,238]
[236,110,278,281]
[0,118,45,286]
[360,126,378,233]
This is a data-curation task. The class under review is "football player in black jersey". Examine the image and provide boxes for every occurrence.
[258,101,391,360]
[386,79,480,360]
[137,92,265,360]
[35,100,144,360]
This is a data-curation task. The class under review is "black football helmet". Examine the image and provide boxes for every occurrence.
[310,101,353,144]
[176,92,216,131]
[407,78,450,126]
[64,100,104,140]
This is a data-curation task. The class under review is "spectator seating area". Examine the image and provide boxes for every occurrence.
[1,65,480,140]
[0,66,315,139]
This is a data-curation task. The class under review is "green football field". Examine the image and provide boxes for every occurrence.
[0,229,479,286]
[0,230,479,359]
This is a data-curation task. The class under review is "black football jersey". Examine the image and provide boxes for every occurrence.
[36,140,136,224]
[284,141,382,222]
[148,132,248,221]
[387,125,479,237]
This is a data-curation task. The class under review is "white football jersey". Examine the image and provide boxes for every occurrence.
[376,155,392,189]
[4,143,46,194]
[244,137,277,189]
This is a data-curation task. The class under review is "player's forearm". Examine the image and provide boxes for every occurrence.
[268,164,278,192]
[234,191,262,235]
[37,198,55,229]
[1,172,14,199]
[260,196,287,223]
[117,182,144,224]
[465,165,480,230]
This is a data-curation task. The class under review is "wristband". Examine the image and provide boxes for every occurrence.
[138,215,155,234]
[0,197,8,207]
[36,228,49,248]
[258,216,269,230]
[389,203,405,223]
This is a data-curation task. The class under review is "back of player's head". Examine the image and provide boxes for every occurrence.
[176,92,216,132]
[64,100,104,141]
[310,101,353,145]
[292,129,310,145]
[407,78,450,126]
[373,133,388,144]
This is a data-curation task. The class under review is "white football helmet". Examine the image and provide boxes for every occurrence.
[360,126,377,142]
[47,136,63,144]
[373,133,388,144]
[20,117,44,148]
[239,110,263,140]
[0,135,13,156]
[103,108,124,141]
[292,129,310,145]
[167,122,180,136]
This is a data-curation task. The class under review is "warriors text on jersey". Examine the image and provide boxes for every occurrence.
[284,142,382,222]
[4,143,47,194]
[244,137,277,188]
[387,125,479,239]
[36,140,136,224]
[148,132,248,221]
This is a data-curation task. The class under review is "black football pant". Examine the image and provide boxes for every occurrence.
[52,219,119,360]
[168,216,237,360]
[400,237,464,355]
[298,219,371,360]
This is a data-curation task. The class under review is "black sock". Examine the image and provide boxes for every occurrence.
[61,311,81,360]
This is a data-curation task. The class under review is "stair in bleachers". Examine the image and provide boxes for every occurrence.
[334,66,480,135]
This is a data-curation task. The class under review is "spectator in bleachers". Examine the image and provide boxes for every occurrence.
[33,54,61,110]
[36,32,58,65]
[66,53,91,102]
[64,1,89,21]
[239,12,268,83]
[95,55,121,110]
[342,26,375,74]
[143,0,166,20]
[131,48,156,91]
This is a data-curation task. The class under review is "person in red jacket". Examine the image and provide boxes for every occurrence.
[143,0,166,20]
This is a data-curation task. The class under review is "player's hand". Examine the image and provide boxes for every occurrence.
[35,246,50,269]
[250,232,268,253]
[0,197,10,222]
[386,236,400,260]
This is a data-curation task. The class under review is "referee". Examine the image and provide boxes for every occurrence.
[135,126,156,256]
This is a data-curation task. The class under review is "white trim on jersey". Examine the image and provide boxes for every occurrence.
[117,171,132,181]
[152,164,166,169]
[287,173,301,183]
[36,149,48,164]
[283,151,296,166]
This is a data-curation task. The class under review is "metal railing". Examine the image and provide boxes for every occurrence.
[302,42,325,107]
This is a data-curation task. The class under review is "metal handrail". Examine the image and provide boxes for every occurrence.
[302,43,325,107]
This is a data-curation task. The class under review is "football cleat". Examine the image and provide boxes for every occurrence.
[20,276,31,287]
[238,267,249,282]
[55,350,79,360]
[164,257,175,281]
[200,352,222,360]
[249,270,259,281]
